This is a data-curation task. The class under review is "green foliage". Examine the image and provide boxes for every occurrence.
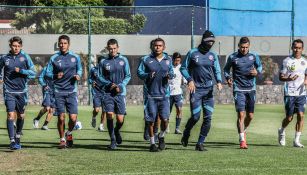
[261,56,279,81]
[11,1,146,34]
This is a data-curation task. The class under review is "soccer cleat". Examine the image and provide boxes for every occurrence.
[41,125,49,130]
[240,141,248,149]
[59,140,66,149]
[175,129,183,134]
[149,144,159,152]
[114,129,122,145]
[91,117,96,128]
[33,119,39,129]
[98,124,104,132]
[278,128,286,146]
[158,137,166,150]
[65,133,73,148]
[195,143,207,151]
[9,142,16,150]
[181,134,189,147]
[14,137,21,150]
[108,141,117,150]
[293,141,304,148]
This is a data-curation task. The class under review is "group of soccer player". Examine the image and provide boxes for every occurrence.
[0,30,306,152]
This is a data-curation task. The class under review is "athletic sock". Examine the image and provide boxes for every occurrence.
[115,121,124,132]
[35,110,45,120]
[107,119,115,141]
[43,121,49,126]
[239,133,245,142]
[150,137,155,145]
[60,137,65,142]
[175,117,181,129]
[197,135,206,145]
[66,131,72,136]
[280,127,285,134]
[295,132,301,143]
[7,119,15,141]
[159,130,166,138]
[16,118,24,135]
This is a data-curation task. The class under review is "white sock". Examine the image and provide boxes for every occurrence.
[150,137,155,144]
[66,131,72,135]
[280,127,285,134]
[239,133,245,142]
[60,138,65,142]
[295,132,301,143]
[15,134,21,138]
[10,139,15,143]
[159,131,166,138]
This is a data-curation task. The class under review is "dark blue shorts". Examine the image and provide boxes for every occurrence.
[170,94,183,112]
[103,94,126,115]
[284,96,306,116]
[42,92,55,108]
[190,87,214,119]
[144,97,170,122]
[92,93,104,110]
[233,91,256,113]
[54,92,78,115]
[4,92,27,113]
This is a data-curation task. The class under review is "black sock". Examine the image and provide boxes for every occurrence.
[176,118,181,129]
[115,121,124,132]
[43,121,49,126]
[7,119,15,141]
[107,119,115,141]
[16,118,24,135]
[35,110,45,120]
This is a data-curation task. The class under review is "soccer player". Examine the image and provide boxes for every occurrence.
[33,66,54,130]
[98,39,131,150]
[224,37,262,149]
[0,36,36,150]
[180,30,222,151]
[137,38,174,152]
[169,52,186,134]
[89,61,106,131]
[278,39,307,148]
[46,35,82,149]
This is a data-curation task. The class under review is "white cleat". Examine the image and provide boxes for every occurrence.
[33,119,39,129]
[278,128,286,146]
[98,124,105,132]
[41,125,49,130]
[293,141,304,148]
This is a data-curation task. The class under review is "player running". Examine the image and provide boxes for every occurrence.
[278,39,307,148]
[33,66,55,130]
[180,30,222,151]
[224,37,262,149]
[98,39,131,150]
[46,35,82,149]
[137,38,175,152]
[0,36,36,150]
[168,52,186,134]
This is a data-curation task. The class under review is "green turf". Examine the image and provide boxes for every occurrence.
[0,104,307,175]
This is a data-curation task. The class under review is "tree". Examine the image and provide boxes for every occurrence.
[11,0,146,34]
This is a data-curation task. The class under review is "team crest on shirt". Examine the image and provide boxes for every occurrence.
[208,55,214,61]
[19,57,25,62]
[119,61,124,66]
[165,60,170,65]
[288,62,296,72]
[301,61,305,66]
[5,60,9,66]
[71,57,76,63]
[249,56,254,61]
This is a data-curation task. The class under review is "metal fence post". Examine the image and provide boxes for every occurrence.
[87,6,92,105]
[191,5,195,49]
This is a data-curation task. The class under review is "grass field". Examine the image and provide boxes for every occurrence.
[0,104,307,175]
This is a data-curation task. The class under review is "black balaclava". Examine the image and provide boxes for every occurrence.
[198,30,215,54]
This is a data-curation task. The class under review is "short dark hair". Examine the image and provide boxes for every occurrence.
[172,52,181,60]
[153,38,165,46]
[107,39,118,46]
[58,35,70,43]
[150,39,155,51]
[238,37,250,46]
[9,36,22,45]
[292,39,304,48]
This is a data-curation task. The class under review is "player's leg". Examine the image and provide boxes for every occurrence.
[54,93,66,148]
[174,94,183,134]
[41,107,53,130]
[65,92,78,148]
[196,90,214,151]
[293,96,305,148]
[279,96,294,146]
[166,96,175,133]
[92,94,101,128]
[99,110,106,132]
[103,93,117,149]
[144,98,159,152]
[4,93,17,149]
[14,93,28,149]
[234,91,248,149]
[33,93,49,128]
[114,95,127,145]
[181,90,202,147]
[244,91,256,131]
[157,97,170,151]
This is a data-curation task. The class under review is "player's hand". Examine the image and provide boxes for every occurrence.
[57,72,64,79]
[74,75,81,81]
[15,67,20,73]
[216,83,222,91]
[289,74,299,81]
[115,87,120,93]
[44,86,49,91]
[304,79,307,85]
[188,81,196,94]
[0,79,3,83]
[93,81,97,87]
[250,68,258,76]
[110,83,118,90]
[227,78,233,87]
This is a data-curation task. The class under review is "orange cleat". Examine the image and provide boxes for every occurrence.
[240,141,248,149]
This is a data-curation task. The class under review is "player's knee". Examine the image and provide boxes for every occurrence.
[94,108,100,113]
[297,113,304,121]
[286,116,293,122]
